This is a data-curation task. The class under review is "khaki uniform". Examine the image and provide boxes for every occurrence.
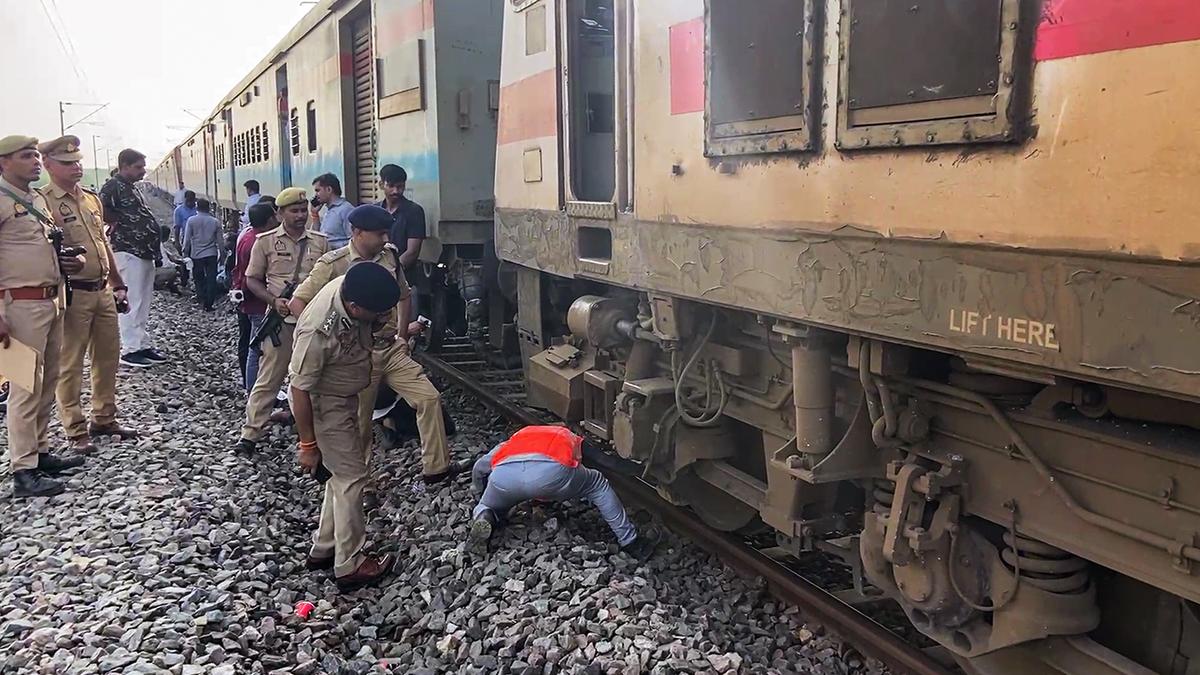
[42,182,120,438]
[0,177,64,472]
[240,225,328,442]
[289,276,375,577]
[294,242,450,476]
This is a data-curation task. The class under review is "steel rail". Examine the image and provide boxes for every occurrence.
[416,350,955,675]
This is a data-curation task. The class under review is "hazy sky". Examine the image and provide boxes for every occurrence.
[0,0,313,168]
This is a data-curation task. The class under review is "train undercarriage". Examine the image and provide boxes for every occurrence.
[450,263,1200,675]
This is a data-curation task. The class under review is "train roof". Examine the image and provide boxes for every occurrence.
[156,0,336,168]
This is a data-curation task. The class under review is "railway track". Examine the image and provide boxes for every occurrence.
[416,336,956,675]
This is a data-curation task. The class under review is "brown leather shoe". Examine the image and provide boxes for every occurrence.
[305,554,335,571]
[68,435,98,454]
[89,422,139,440]
[335,554,395,592]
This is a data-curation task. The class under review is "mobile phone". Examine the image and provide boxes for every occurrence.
[314,463,333,484]
[417,315,432,329]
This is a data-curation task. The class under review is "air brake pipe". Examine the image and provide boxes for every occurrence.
[901,376,1200,565]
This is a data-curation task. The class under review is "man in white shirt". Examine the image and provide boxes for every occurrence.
[173,181,186,207]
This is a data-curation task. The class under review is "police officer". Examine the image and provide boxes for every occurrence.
[291,262,402,591]
[289,205,459,496]
[231,187,329,454]
[39,135,138,453]
[468,426,657,560]
[0,135,86,497]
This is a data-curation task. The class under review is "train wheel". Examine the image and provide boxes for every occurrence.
[663,467,761,533]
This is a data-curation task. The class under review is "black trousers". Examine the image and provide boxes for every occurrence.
[191,256,218,310]
[237,312,251,389]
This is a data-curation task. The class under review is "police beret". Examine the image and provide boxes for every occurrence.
[0,135,38,157]
[342,261,402,313]
[37,135,83,162]
[348,204,393,233]
[276,187,308,208]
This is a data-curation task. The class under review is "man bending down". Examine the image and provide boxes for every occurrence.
[469,426,657,560]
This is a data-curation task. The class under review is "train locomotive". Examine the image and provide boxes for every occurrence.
[492,0,1200,673]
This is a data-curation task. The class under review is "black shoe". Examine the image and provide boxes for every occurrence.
[140,348,168,363]
[422,460,469,485]
[13,470,65,498]
[37,453,85,475]
[621,530,660,562]
[362,490,380,513]
[468,511,496,555]
[231,438,257,455]
[120,352,155,368]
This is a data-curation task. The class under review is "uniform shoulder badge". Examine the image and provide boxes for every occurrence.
[319,308,339,335]
[320,247,350,264]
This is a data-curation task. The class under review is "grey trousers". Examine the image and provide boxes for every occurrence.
[472,454,637,546]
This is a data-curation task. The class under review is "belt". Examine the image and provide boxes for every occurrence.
[2,286,57,300]
[71,279,107,292]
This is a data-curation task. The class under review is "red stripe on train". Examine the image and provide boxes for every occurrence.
[378,0,434,46]
[1037,0,1200,60]
[670,17,705,115]
[497,69,558,145]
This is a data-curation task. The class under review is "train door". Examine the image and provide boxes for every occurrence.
[561,0,631,211]
[276,65,293,189]
[220,108,236,209]
[348,13,377,204]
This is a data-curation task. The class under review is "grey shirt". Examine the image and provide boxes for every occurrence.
[182,213,224,260]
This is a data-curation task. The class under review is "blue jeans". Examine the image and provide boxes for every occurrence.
[472,451,637,546]
[242,313,265,392]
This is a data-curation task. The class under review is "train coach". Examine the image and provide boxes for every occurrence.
[493,1,1200,673]
[152,0,504,326]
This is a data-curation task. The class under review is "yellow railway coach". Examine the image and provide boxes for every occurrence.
[493,0,1200,672]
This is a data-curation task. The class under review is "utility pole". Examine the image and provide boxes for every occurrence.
[92,135,101,188]
[59,101,109,135]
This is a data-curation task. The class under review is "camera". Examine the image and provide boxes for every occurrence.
[417,315,432,329]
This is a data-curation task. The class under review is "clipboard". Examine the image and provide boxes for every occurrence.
[0,338,39,393]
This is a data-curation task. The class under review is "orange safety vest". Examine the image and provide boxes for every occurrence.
[491,426,582,468]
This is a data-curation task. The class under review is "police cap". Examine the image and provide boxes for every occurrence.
[37,135,83,162]
[276,187,308,209]
[348,204,393,233]
[0,135,38,158]
[342,261,402,313]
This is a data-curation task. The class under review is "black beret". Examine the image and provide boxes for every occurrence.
[348,204,393,233]
[342,261,401,313]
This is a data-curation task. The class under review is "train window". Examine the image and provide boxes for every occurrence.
[525,3,546,55]
[836,0,1029,149]
[252,127,261,164]
[262,122,269,161]
[306,101,317,152]
[705,0,818,156]
[290,108,300,156]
